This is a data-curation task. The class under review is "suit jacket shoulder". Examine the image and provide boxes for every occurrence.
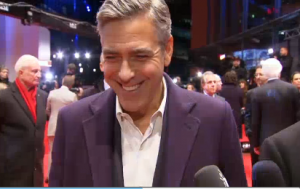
[260,121,300,186]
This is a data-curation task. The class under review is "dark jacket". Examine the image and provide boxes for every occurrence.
[232,66,247,80]
[0,83,48,186]
[278,55,293,81]
[251,79,300,147]
[260,121,300,186]
[49,73,247,187]
[219,84,244,128]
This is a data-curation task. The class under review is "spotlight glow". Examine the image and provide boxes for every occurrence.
[85,52,91,59]
[57,52,63,59]
[93,68,96,72]
[80,68,83,73]
[45,72,53,81]
[197,72,203,77]
[268,48,274,54]
[74,52,80,59]
[53,54,56,59]
[172,78,178,83]
[79,63,82,67]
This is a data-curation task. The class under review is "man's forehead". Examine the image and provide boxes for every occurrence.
[103,46,155,54]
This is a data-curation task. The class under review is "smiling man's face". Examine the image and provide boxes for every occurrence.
[100,14,173,114]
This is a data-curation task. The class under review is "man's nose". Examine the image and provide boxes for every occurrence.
[119,60,134,82]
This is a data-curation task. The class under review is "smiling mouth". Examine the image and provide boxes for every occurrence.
[122,83,142,92]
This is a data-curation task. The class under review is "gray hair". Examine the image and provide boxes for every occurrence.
[96,0,172,46]
[214,74,221,81]
[14,55,39,73]
[201,71,215,85]
[261,58,282,79]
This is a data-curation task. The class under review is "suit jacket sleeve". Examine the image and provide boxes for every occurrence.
[220,102,247,187]
[260,138,289,185]
[251,91,261,147]
[49,109,66,186]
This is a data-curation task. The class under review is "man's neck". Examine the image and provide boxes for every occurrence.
[125,81,164,134]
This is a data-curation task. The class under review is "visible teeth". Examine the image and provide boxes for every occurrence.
[123,85,140,91]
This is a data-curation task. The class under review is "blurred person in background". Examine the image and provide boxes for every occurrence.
[0,82,7,90]
[214,74,222,93]
[186,83,196,91]
[46,75,77,181]
[220,71,244,138]
[232,57,247,80]
[252,58,300,156]
[278,47,293,81]
[239,79,248,106]
[245,65,268,166]
[201,71,225,101]
[291,72,300,91]
[0,55,48,186]
[0,66,10,86]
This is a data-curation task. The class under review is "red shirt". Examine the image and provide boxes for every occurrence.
[15,78,37,123]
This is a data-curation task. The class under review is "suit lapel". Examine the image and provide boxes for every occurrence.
[82,90,117,187]
[153,74,201,187]
[11,83,35,125]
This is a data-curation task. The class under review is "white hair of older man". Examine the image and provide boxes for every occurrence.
[14,55,39,73]
[261,58,283,79]
[214,74,221,81]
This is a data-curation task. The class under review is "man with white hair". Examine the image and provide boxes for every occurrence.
[0,55,48,186]
[251,58,300,155]
[201,71,225,101]
[50,0,246,187]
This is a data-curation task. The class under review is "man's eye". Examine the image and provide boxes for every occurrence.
[136,55,149,59]
[106,56,116,60]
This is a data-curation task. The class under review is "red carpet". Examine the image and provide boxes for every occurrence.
[43,123,252,187]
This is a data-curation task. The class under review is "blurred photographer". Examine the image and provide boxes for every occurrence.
[0,66,10,86]
[66,63,84,99]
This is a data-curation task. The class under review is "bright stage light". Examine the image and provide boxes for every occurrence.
[93,68,96,72]
[268,48,274,54]
[53,54,56,59]
[45,72,53,81]
[172,78,178,83]
[80,68,83,73]
[57,52,63,59]
[79,63,82,67]
[74,52,80,59]
[85,53,90,59]
[197,72,203,77]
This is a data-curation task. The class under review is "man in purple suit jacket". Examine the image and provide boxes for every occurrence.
[49,0,247,187]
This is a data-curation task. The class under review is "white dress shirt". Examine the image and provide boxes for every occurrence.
[116,78,167,187]
[104,79,110,90]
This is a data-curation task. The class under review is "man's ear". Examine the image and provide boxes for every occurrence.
[100,62,104,72]
[164,36,174,67]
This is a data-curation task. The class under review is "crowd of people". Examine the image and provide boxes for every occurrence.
[1,0,300,187]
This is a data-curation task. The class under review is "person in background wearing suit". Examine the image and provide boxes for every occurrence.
[82,54,110,99]
[245,65,268,166]
[278,47,293,82]
[251,58,300,156]
[0,55,48,186]
[215,74,222,93]
[46,75,77,180]
[201,71,225,101]
[219,71,244,138]
[259,121,300,186]
[291,71,300,91]
[49,0,246,187]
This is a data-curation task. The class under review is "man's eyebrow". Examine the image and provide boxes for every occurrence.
[103,48,119,54]
[131,48,154,54]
